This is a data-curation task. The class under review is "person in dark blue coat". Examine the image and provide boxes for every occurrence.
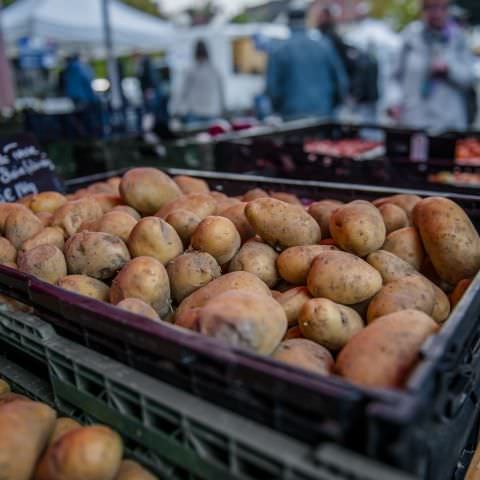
[62,54,101,137]
[266,0,348,120]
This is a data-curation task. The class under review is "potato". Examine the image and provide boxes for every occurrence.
[52,198,104,237]
[367,250,417,284]
[0,236,16,264]
[191,216,241,265]
[175,307,201,331]
[20,227,65,253]
[414,197,480,285]
[308,200,342,239]
[107,177,121,195]
[157,193,216,220]
[87,182,115,194]
[115,460,158,480]
[243,188,269,202]
[58,275,110,302]
[330,201,386,257]
[48,418,82,446]
[165,210,201,247]
[35,425,123,480]
[29,191,67,214]
[451,279,473,309]
[307,251,383,305]
[18,194,33,208]
[5,205,43,248]
[116,298,161,321]
[373,194,421,222]
[167,252,221,304]
[196,291,287,355]
[0,400,56,480]
[65,232,130,280]
[277,245,338,285]
[367,275,435,323]
[36,211,53,227]
[0,203,23,233]
[90,194,122,213]
[128,217,183,265]
[367,251,450,323]
[120,168,182,216]
[174,175,210,194]
[272,339,334,375]
[111,205,141,221]
[229,241,279,288]
[220,202,255,242]
[276,287,312,326]
[96,211,137,242]
[0,379,10,395]
[337,310,438,388]
[18,245,67,284]
[0,392,30,405]
[379,203,409,234]
[110,256,171,316]
[175,271,271,320]
[270,192,302,205]
[245,198,321,250]
[284,326,303,340]
[79,219,100,233]
[383,227,425,270]
[299,298,364,351]
[213,195,241,215]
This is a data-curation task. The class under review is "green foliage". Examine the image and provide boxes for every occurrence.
[370,0,421,30]
[120,0,161,17]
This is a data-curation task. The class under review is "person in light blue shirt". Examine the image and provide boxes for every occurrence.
[266,1,348,120]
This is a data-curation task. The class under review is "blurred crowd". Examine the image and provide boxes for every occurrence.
[54,0,477,136]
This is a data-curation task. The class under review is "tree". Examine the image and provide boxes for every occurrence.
[370,0,420,30]
[120,0,162,17]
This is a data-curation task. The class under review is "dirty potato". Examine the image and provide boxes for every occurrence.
[116,298,162,322]
[272,339,334,376]
[120,168,182,216]
[18,245,67,284]
[128,217,183,265]
[229,241,279,288]
[58,275,110,302]
[299,298,364,351]
[65,232,130,280]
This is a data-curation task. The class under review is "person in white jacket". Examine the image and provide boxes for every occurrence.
[179,40,226,125]
[388,0,474,132]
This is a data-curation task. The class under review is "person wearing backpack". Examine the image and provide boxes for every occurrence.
[387,0,474,132]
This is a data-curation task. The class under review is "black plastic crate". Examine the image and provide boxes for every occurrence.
[0,308,416,480]
[213,120,387,182]
[1,168,480,480]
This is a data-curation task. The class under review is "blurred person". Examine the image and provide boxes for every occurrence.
[313,3,379,123]
[388,0,474,132]
[178,40,225,125]
[136,53,168,127]
[266,0,348,120]
[61,54,101,137]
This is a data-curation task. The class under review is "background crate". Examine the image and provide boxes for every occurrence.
[0,307,416,480]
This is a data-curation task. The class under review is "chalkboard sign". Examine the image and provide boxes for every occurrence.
[0,134,63,203]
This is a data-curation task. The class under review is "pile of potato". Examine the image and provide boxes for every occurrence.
[0,379,158,479]
[0,167,479,390]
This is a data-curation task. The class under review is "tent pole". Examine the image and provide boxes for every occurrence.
[102,0,122,113]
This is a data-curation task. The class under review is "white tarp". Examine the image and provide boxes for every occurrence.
[1,0,175,55]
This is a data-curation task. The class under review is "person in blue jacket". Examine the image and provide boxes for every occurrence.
[61,54,101,137]
[266,0,348,120]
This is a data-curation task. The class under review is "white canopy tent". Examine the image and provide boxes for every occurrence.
[1,0,175,56]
